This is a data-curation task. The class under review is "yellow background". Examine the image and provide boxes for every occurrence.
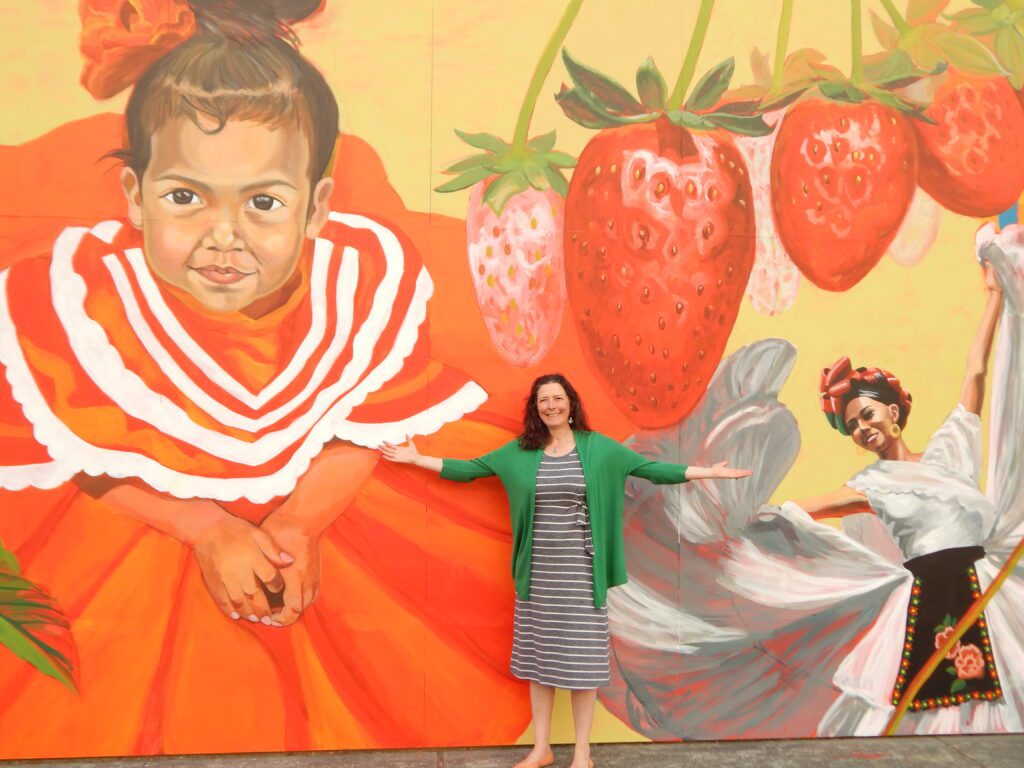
[0,0,999,745]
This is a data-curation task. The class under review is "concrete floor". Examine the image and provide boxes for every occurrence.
[4,736,1022,768]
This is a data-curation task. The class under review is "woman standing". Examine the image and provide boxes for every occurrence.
[381,373,751,768]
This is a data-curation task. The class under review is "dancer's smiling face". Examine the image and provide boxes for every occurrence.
[120,116,334,314]
[843,395,902,454]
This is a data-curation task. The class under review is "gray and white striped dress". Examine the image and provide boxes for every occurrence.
[510,449,610,689]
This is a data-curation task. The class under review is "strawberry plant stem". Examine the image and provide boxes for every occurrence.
[771,0,795,95]
[512,0,585,155]
[878,0,911,35]
[850,0,864,86]
[667,0,716,111]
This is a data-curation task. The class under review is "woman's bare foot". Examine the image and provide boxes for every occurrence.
[512,746,554,768]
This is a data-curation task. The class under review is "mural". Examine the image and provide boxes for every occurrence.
[0,0,1022,759]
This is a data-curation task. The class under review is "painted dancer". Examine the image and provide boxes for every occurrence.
[601,225,1024,739]
[380,373,751,768]
[0,0,532,756]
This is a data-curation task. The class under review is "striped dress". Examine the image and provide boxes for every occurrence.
[510,449,611,689]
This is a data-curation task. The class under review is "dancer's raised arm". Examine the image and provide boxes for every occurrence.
[960,264,1003,415]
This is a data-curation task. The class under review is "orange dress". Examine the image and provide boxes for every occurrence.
[0,115,534,758]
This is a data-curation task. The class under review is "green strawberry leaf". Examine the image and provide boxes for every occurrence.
[819,80,869,103]
[994,26,1024,88]
[944,614,955,627]
[932,28,1006,75]
[666,110,715,130]
[435,165,493,193]
[522,158,550,191]
[714,98,762,116]
[562,49,646,115]
[543,166,570,197]
[951,678,967,693]
[556,84,626,128]
[453,129,510,153]
[685,58,736,112]
[947,665,958,675]
[483,169,530,215]
[971,0,1002,10]
[751,48,773,89]
[946,8,1003,36]
[527,130,557,153]
[864,49,945,90]
[544,150,577,168]
[0,566,77,693]
[702,112,774,136]
[908,0,952,24]
[442,153,498,175]
[872,11,901,50]
[864,86,936,122]
[758,84,814,112]
[636,57,668,110]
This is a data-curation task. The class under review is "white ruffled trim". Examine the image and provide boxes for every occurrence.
[0,225,489,501]
[0,459,76,491]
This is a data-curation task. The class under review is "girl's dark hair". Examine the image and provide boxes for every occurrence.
[843,376,911,430]
[518,373,592,450]
[117,0,338,189]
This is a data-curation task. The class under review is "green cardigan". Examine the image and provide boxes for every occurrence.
[440,430,688,607]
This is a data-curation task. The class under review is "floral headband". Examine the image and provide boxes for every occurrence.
[819,356,912,436]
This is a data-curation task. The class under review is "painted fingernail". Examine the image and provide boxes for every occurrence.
[248,614,259,623]
[230,611,240,620]
[261,616,272,626]
[271,621,283,628]
[280,552,295,564]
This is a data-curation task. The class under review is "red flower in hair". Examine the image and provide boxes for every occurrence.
[79,0,197,100]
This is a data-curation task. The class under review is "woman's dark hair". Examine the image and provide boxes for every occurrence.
[843,374,911,431]
[518,373,591,450]
[116,0,338,190]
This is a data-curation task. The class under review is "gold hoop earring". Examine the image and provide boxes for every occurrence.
[889,423,902,439]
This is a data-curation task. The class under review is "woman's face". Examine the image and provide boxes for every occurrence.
[121,116,334,314]
[536,382,571,431]
[843,395,901,454]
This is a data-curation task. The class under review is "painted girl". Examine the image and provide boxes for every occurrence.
[0,0,532,757]
[597,225,1024,739]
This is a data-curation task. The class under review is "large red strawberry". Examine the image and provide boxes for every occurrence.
[557,53,767,427]
[436,2,583,367]
[771,99,917,291]
[912,71,1024,217]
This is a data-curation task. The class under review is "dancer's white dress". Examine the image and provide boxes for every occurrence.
[602,223,1024,739]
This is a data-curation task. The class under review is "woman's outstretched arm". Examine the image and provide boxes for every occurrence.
[960,264,1003,415]
[380,437,443,473]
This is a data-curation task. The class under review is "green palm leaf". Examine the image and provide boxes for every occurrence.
[0,542,78,692]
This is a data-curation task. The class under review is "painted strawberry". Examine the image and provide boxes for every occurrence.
[556,52,768,427]
[913,71,1024,217]
[464,179,565,366]
[436,2,583,367]
[770,98,918,291]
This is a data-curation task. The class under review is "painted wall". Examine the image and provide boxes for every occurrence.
[0,0,1021,758]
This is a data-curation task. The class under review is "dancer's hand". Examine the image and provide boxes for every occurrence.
[260,516,320,627]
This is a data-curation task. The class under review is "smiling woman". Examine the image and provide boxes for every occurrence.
[380,372,751,768]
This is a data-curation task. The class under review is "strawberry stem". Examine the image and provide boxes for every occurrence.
[771,0,795,95]
[512,0,585,155]
[850,0,864,86]
[667,0,716,111]
[878,0,911,36]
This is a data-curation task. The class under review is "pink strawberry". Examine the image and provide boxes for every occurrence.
[465,181,566,366]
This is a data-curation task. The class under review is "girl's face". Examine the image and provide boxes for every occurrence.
[843,395,901,454]
[536,382,571,432]
[121,116,334,314]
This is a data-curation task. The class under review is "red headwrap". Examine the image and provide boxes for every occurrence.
[820,356,912,436]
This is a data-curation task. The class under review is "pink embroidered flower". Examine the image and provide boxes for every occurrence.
[954,644,986,680]
[935,625,962,660]
[79,0,197,100]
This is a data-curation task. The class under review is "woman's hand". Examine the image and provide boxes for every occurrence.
[260,516,321,627]
[192,513,293,625]
[380,436,422,465]
[686,461,754,481]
